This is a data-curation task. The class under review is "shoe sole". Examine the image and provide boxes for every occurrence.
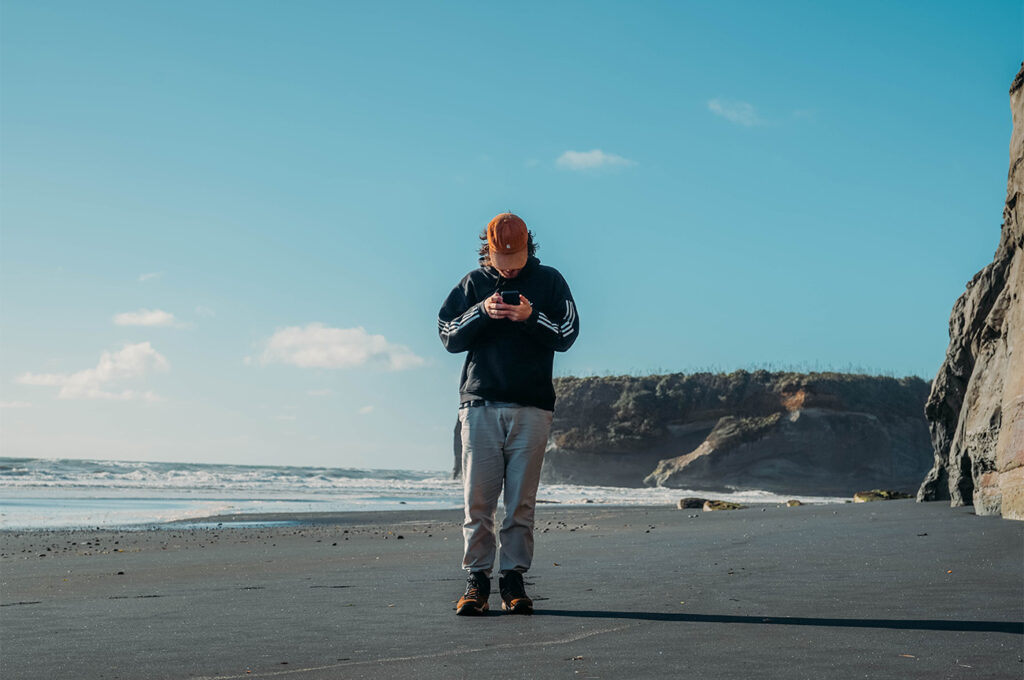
[501,600,533,615]
[456,602,488,616]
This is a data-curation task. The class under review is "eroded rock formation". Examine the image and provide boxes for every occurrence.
[917,65,1024,520]
[545,371,932,495]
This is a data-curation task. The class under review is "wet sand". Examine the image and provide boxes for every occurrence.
[1,500,1021,679]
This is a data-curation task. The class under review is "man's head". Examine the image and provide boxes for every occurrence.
[487,213,529,277]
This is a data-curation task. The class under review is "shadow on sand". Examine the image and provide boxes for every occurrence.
[533,609,1023,634]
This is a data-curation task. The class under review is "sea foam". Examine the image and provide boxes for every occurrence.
[0,457,844,529]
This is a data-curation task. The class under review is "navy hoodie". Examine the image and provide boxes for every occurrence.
[438,256,579,411]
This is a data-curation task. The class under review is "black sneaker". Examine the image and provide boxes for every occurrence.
[498,571,533,615]
[456,572,490,616]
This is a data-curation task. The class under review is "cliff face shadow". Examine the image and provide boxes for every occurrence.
[533,609,1024,635]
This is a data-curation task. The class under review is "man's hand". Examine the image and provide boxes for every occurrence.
[484,293,533,321]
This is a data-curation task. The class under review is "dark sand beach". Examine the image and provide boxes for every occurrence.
[2,500,1021,679]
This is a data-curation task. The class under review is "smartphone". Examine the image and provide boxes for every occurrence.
[500,290,521,305]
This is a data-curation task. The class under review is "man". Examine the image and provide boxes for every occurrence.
[438,212,579,616]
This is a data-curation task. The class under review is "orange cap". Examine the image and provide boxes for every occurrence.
[487,213,528,270]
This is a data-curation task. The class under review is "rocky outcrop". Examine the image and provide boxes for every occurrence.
[644,407,925,495]
[545,371,933,495]
[918,65,1024,520]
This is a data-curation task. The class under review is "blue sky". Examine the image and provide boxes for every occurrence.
[1,1,1021,470]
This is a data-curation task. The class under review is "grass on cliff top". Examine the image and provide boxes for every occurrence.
[557,362,932,381]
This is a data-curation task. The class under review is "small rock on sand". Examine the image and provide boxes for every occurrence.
[853,490,912,503]
[785,500,803,507]
[703,500,745,511]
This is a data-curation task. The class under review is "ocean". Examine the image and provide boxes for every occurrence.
[0,457,845,529]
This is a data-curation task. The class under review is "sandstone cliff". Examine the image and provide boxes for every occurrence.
[917,65,1024,520]
[545,371,932,495]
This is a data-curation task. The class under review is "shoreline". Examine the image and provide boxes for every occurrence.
[0,487,851,532]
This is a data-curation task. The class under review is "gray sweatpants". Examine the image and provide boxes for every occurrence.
[458,402,553,576]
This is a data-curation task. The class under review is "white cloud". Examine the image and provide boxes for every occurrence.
[259,323,425,371]
[357,405,374,415]
[138,272,162,282]
[0,401,33,408]
[307,389,334,397]
[16,342,170,400]
[114,308,181,327]
[556,149,636,171]
[708,98,762,127]
[195,306,216,318]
